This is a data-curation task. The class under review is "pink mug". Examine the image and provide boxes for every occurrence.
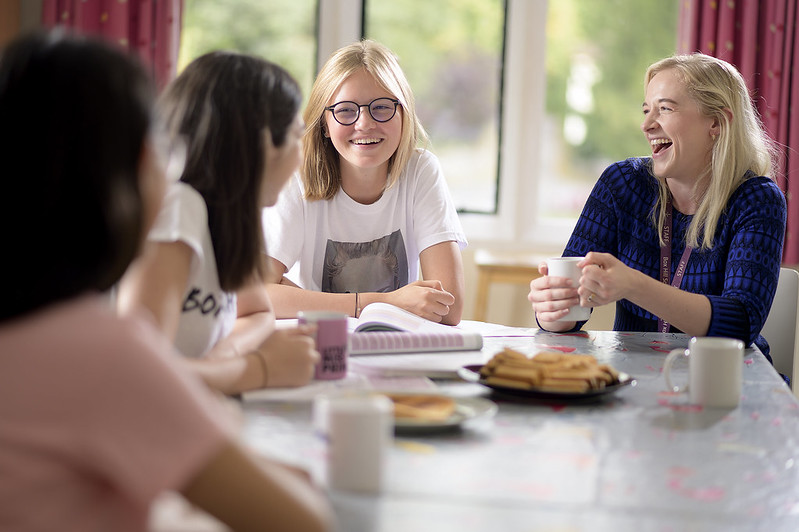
[298,311,349,380]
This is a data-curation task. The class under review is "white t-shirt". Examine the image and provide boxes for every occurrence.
[262,149,467,293]
[148,182,237,358]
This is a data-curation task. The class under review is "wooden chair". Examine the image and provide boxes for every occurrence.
[473,249,543,322]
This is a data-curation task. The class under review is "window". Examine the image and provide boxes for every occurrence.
[365,0,505,214]
[179,0,317,103]
[179,0,678,247]
[537,0,678,229]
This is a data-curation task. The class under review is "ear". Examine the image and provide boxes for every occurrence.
[262,127,290,166]
[262,127,280,171]
[710,108,734,139]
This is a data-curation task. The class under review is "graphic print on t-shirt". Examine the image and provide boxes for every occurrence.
[321,230,408,293]
[182,286,236,318]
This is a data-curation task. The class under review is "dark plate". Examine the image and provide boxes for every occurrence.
[457,364,636,401]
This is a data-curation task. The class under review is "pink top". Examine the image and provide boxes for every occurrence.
[0,295,233,532]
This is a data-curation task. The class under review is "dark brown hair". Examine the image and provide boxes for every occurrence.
[0,31,153,320]
[158,51,302,291]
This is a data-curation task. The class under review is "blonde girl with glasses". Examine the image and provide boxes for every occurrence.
[263,39,467,325]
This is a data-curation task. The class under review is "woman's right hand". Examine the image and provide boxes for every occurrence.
[527,261,580,332]
[253,326,319,388]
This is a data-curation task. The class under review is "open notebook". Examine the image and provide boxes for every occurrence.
[349,302,483,355]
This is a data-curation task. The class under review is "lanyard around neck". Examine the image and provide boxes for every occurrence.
[657,198,693,333]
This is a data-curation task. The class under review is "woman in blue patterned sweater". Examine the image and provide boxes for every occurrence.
[528,53,786,362]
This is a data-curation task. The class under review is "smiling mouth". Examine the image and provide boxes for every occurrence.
[651,138,673,154]
[351,138,382,145]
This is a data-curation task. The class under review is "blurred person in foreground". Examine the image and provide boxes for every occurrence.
[0,31,331,532]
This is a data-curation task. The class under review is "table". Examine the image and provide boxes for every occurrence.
[241,327,799,532]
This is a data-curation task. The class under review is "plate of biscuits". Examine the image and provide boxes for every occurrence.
[383,392,497,433]
[458,348,635,401]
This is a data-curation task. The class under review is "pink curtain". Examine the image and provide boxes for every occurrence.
[41,0,183,89]
[679,0,799,264]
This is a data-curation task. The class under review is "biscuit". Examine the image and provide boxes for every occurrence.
[537,378,591,393]
[386,393,456,422]
[531,351,569,364]
[485,375,534,389]
[493,365,542,383]
[599,364,620,381]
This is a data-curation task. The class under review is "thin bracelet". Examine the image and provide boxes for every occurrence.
[355,292,360,318]
[251,352,268,388]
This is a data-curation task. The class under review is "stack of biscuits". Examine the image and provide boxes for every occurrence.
[478,348,621,393]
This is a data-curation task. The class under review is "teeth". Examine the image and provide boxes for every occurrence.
[650,138,672,145]
[352,138,380,145]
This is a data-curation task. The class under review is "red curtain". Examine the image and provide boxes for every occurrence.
[41,0,183,89]
[679,0,799,263]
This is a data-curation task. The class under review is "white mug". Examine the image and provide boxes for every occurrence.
[326,394,393,493]
[546,256,591,321]
[663,336,744,408]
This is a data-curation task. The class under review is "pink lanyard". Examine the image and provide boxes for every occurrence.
[658,198,693,333]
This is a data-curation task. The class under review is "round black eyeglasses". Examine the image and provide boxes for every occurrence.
[324,97,400,126]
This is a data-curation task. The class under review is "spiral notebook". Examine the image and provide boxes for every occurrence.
[349,302,483,355]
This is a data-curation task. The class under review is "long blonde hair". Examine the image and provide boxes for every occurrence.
[301,39,428,200]
[646,54,778,250]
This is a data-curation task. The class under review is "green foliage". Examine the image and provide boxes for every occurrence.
[179,0,317,99]
[546,0,678,164]
[366,0,503,144]
[545,0,581,121]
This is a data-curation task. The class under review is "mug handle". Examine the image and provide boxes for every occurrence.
[663,348,690,393]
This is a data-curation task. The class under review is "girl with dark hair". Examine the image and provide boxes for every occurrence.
[0,31,330,532]
[118,51,318,394]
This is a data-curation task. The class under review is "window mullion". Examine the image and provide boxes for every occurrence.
[317,0,362,69]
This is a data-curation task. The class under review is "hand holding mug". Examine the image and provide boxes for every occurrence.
[528,257,589,328]
[253,326,319,388]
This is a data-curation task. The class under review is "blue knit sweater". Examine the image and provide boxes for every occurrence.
[564,157,786,360]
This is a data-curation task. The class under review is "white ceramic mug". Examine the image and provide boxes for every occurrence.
[663,336,744,408]
[546,256,591,321]
[326,394,393,493]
